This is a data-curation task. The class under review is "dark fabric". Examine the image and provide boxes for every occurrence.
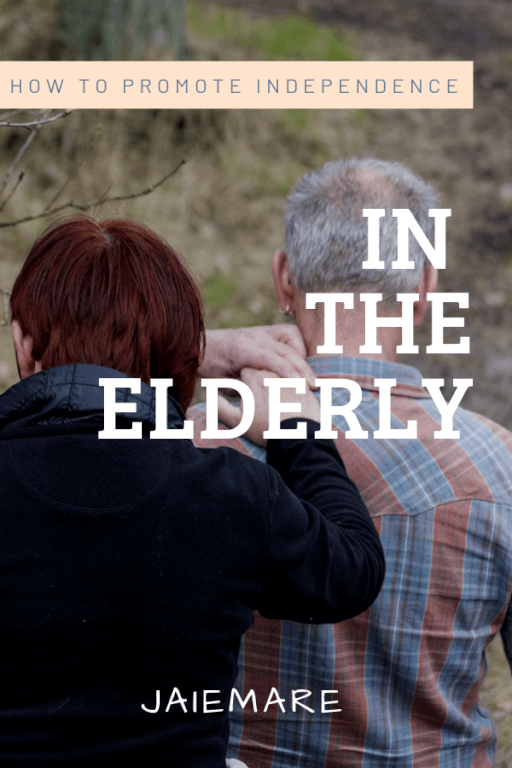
[0,364,384,766]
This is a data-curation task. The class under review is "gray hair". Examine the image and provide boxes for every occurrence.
[284,158,439,298]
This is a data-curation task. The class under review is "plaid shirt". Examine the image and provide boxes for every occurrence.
[189,356,512,768]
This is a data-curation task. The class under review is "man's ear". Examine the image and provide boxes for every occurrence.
[11,320,40,379]
[272,250,297,314]
[413,264,438,328]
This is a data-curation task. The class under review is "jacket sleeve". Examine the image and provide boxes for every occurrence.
[258,418,385,624]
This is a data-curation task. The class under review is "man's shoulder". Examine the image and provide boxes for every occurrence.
[459,405,512,444]
[332,399,512,524]
[342,400,512,515]
[187,396,512,517]
[441,403,512,468]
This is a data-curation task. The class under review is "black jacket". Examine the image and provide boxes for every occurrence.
[0,364,384,766]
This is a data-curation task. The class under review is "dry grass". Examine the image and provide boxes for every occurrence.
[0,100,381,388]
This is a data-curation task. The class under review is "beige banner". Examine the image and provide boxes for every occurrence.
[1,61,473,109]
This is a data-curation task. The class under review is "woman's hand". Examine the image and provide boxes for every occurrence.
[200,326,316,389]
[218,368,320,447]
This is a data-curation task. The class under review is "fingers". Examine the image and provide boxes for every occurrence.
[245,327,317,388]
[217,395,243,431]
[201,327,317,388]
[217,369,320,445]
[240,367,276,386]
[265,345,316,388]
[264,324,307,358]
[241,368,321,426]
[218,386,268,447]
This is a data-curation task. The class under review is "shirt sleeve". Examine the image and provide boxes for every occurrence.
[258,418,385,624]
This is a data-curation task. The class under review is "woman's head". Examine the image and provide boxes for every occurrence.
[11,216,204,411]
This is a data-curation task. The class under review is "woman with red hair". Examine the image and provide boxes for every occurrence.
[0,216,384,766]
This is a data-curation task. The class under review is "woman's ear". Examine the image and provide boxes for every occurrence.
[11,320,41,379]
[272,250,297,314]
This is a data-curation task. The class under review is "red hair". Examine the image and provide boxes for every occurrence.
[11,216,204,411]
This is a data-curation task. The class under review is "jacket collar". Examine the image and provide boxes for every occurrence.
[0,364,186,437]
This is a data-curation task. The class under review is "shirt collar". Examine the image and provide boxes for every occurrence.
[307,356,429,398]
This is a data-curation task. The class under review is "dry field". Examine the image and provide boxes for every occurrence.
[0,0,511,762]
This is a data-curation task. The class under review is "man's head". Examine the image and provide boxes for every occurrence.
[273,158,439,358]
[10,216,204,411]
[283,157,439,297]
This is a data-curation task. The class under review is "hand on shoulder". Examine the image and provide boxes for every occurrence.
[218,368,320,446]
[200,325,316,388]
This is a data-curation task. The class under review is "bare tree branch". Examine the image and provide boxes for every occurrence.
[93,160,187,204]
[0,172,24,214]
[0,127,39,200]
[0,110,30,122]
[0,289,11,327]
[0,110,72,130]
[42,175,72,213]
[0,159,187,229]
[0,110,72,208]
[0,109,57,207]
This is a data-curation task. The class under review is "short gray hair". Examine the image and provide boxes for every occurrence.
[284,158,439,298]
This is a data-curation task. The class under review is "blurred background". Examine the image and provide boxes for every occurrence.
[0,1,511,760]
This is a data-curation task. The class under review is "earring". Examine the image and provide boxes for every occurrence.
[278,305,292,317]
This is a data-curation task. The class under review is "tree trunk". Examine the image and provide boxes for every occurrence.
[61,0,187,60]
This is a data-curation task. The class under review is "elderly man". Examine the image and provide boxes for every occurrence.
[192,158,512,767]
